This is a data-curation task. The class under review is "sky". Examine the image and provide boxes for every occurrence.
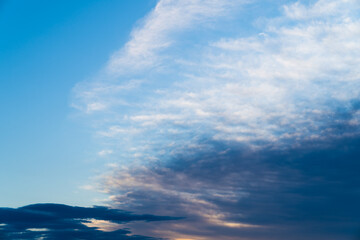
[1,0,360,239]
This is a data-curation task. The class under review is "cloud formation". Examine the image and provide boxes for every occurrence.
[74,0,360,154]
[100,131,360,239]
[72,0,360,239]
[107,0,244,74]
[0,203,177,240]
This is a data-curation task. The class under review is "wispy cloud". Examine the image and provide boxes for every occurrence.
[124,0,360,148]
[74,0,360,152]
[98,149,113,157]
[106,0,245,75]
[283,0,359,20]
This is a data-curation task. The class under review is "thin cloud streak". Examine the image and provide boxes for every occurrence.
[106,0,246,74]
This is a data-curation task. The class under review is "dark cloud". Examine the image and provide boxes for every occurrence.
[0,203,178,240]
[102,113,360,239]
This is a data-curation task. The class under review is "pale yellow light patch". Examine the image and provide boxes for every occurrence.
[205,213,259,228]
[82,219,122,232]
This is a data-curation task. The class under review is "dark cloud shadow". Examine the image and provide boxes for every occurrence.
[103,106,360,239]
[0,203,179,239]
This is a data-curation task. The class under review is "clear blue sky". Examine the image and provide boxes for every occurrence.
[0,0,155,207]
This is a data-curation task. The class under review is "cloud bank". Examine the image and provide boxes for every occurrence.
[73,0,360,239]
[0,203,177,240]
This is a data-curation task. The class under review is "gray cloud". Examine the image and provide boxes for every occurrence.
[100,112,360,239]
[0,203,178,240]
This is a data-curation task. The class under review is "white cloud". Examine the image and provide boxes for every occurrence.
[106,0,245,74]
[98,149,113,157]
[74,0,360,157]
[26,228,49,232]
[283,0,359,20]
[112,0,360,149]
[72,79,143,114]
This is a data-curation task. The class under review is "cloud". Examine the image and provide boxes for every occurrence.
[123,0,360,149]
[98,149,113,157]
[74,0,360,157]
[283,0,359,20]
[100,130,360,239]
[0,203,178,240]
[72,0,360,239]
[106,0,245,74]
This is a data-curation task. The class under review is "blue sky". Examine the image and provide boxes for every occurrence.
[0,0,155,207]
[1,0,360,239]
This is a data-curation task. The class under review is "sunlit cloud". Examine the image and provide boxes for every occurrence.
[82,219,122,232]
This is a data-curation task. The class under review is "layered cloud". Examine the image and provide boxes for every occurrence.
[72,0,360,239]
[0,203,177,240]
[74,0,360,152]
[102,134,360,239]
